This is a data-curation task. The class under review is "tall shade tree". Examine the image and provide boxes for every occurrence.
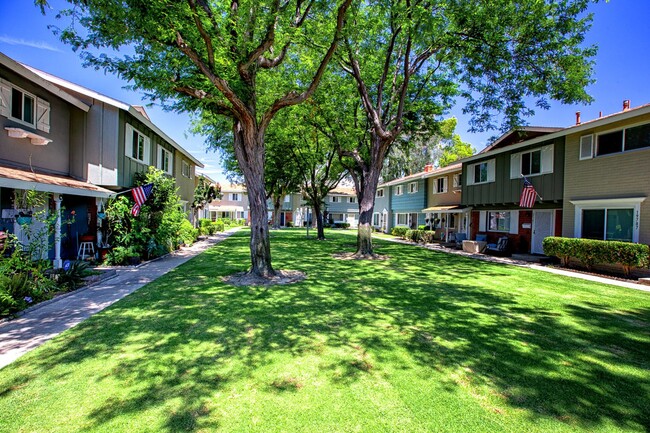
[38,0,352,278]
[336,0,597,257]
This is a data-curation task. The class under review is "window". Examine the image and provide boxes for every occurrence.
[448,213,456,229]
[434,177,447,194]
[582,208,634,242]
[452,174,462,188]
[329,213,344,222]
[181,160,191,178]
[372,212,380,226]
[580,135,594,160]
[349,196,357,203]
[158,146,173,175]
[125,124,150,163]
[11,87,34,125]
[395,185,403,195]
[408,182,418,193]
[376,189,385,198]
[521,149,542,176]
[0,80,51,133]
[331,196,340,203]
[231,193,241,201]
[488,211,511,232]
[468,159,495,185]
[396,213,408,226]
[284,195,291,203]
[593,123,650,157]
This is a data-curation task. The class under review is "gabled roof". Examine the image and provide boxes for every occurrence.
[379,162,463,187]
[23,64,203,168]
[463,103,650,164]
[477,126,562,154]
[329,186,356,196]
[221,184,247,193]
[0,52,89,112]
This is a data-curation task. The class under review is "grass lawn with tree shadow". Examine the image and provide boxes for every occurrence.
[0,228,648,432]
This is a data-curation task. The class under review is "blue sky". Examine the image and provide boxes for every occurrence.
[1,0,649,183]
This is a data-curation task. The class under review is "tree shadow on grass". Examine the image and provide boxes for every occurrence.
[0,230,648,432]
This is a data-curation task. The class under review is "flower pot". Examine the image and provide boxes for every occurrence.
[98,247,111,261]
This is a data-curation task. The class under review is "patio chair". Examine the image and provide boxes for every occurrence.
[485,236,510,257]
[454,233,467,249]
[475,233,487,242]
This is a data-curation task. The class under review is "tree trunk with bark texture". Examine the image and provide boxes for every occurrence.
[271,195,282,229]
[354,167,380,256]
[313,202,326,240]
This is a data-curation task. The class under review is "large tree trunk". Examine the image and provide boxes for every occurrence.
[233,122,275,278]
[313,202,325,240]
[353,137,385,257]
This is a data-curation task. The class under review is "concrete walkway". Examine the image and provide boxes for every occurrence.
[373,234,650,293]
[0,228,240,370]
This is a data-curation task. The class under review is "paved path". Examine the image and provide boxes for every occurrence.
[0,228,240,370]
[372,233,650,293]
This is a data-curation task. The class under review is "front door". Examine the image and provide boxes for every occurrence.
[532,210,553,254]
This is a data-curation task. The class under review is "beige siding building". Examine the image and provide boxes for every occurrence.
[562,104,650,244]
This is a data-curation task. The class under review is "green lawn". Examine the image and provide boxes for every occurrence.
[1,229,649,432]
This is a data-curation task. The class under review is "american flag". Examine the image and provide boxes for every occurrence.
[519,178,537,208]
[131,183,154,216]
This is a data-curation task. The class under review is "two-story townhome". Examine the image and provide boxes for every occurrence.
[421,162,469,241]
[0,52,115,265]
[381,172,427,231]
[208,184,248,221]
[562,102,650,244]
[372,184,390,233]
[461,127,566,254]
[25,65,203,209]
[325,186,359,227]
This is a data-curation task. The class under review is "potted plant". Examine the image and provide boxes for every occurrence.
[13,190,47,225]
[126,246,140,266]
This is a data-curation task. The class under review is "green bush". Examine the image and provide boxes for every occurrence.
[333,222,351,229]
[214,221,225,232]
[404,229,425,242]
[543,236,650,275]
[286,221,294,228]
[54,261,93,292]
[199,218,213,235]
[421,230,437,243]
[418,225,427,231]
[178,219,198,246]
[391,227,408,237]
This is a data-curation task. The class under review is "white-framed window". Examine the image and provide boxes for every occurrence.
[329,213,345,222]
[181,160,191,178]
[468,159,495,185]
[579,135,594,160]
[331,196,341,203]
[433,177,448,194]
[395,185,403,196]
[231,193,241,201]
[158,146,173,175]
[591,123,650,158]
[452,173,462,188]
[0,79,51,133]
[125,123,151,164]
[488,211,511,232]
[349,196,357,203]
[395,213,408,226]
[284,195,291,203]
[372,212,380,226]
[408,182,418,193]
[510,145,553,178]
[376,189,385,198]
[571,197,645,243]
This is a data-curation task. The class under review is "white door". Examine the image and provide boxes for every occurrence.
[532,210,553,254]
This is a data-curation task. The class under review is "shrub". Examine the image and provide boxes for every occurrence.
[199,218,213,235]
[333,222,351,229]
[421,230,437,243]
[286,221,294,227]
[404,229,425,242]
[543,237,650,275]
[213,221,225,232]
[391,227,408,237]
[178,219,198,246]
[418,225,427,231]
[54,261,93,292]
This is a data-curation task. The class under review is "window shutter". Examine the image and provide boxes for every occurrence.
[0,80,10,117]
[487,160,496,182]
[36,98,50,133]
[510,153,521,179]
[144,136,151,164]
[124,124,133,158]
[479,211,487,232]
[509,211,519,235]
[442,177,448,193]
[541,145,554,173]
[579,135,593,160]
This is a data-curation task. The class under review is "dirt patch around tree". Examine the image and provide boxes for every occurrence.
[222,269,307,287]
[332,252,390,261]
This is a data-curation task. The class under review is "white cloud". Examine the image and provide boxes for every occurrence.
[0,36,62,52]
